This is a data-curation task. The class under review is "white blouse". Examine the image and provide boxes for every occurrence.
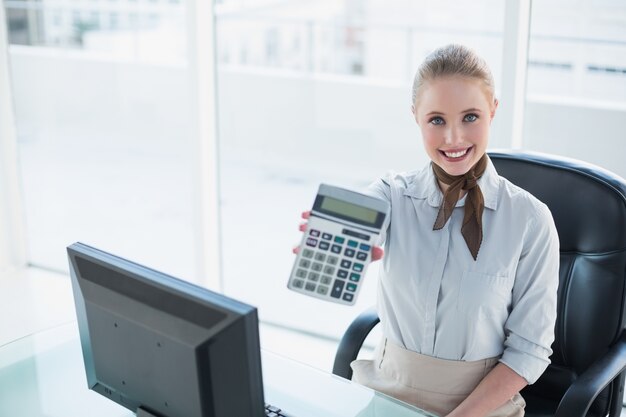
[367,156,560,384]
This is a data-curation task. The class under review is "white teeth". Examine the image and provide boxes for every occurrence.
[444,148,469,158]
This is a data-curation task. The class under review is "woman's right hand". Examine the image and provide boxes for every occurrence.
[292,210,384,261]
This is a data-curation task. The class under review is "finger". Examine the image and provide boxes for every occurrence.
[299,222,308,232]
[371,246,384,261]
[301,210,311,219]
[292,245,301,254]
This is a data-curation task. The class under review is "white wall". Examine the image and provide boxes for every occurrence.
[216,67,427,180]
[523,98,626,178]
[9,48,197,278]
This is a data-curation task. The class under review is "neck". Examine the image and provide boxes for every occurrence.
[438,180,468,199]
[433,154,489,199]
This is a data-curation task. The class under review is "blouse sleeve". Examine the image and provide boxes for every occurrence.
[364,174,393,247]
[499,202,560,384]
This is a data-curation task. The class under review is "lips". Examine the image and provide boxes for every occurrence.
[439,146,473,160]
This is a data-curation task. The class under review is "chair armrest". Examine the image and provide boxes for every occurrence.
[332,306,380,379]
[554,332,626,417]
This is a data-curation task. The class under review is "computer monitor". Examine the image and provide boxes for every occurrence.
[68,242,265,417]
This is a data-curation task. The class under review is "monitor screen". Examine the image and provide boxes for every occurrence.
[68,242,265,417]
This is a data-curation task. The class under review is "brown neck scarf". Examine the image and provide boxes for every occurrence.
[432,154,488,261]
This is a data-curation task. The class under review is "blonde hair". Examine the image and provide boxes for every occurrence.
[411,44,495,106]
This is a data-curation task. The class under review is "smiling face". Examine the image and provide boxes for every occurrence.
[413,75,498,177]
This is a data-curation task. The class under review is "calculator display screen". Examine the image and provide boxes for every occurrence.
[320,197,379,225]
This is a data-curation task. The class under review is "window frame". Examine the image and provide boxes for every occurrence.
[186,0,222,290]
[491,0,532,149]
[0,3,27,271]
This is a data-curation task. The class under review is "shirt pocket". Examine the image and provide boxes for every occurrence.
[457,270,513,318]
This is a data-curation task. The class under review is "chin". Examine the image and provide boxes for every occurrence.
[437,159,474,176]
[443,166,471,176]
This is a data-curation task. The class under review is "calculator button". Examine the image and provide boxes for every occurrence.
[340,259,352,269]
[309,229,320,237]
[346,283,357,292]
[314,252,326,262]
[327,256,339,266]
[349,273,361,282]
[356,251,368,261]
[305,282,316,292]
[330,280,345,298]
[337,269,348,279]
[302,249,314,259]
[306,238,318,247]
[321,275,332,285]
[322,233,333,240]
[317,286,329,295]
[334,236,345,244]
[319,242,330,251]
[353,263,364,272]
[342,293,354,302]
[292,279,304,289]
[295,269,308,278]
[347,240,358,248]
[311,262,323,272]
[308,272,320,281]
[344,249,355,258]
[359,243,371,251]
[299,259,311,268]
[331,245,342,254]
[323,265,335,275]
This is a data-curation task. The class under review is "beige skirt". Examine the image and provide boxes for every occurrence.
[351,339,525,417]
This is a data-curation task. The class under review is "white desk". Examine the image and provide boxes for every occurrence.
[0,322,434,417]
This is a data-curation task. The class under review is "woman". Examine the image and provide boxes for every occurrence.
[298,44,559,417]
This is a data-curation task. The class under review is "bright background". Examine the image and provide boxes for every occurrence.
[2,0,625,364]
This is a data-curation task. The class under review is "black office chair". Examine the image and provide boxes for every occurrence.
[332,150,626,417]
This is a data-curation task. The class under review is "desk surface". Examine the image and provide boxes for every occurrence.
[0,323,433,417]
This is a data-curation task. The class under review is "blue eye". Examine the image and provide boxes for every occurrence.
[429,116,445,125]
[464,113,478,122]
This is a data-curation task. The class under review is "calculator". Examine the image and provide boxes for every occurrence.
[287,184,390,306]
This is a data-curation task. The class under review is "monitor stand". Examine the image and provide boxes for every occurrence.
[136,407,162,417]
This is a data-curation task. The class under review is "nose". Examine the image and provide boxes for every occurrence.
[444,124,463,146]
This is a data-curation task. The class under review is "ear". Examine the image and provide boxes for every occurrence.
[490,98,499,121]
[411,105,420,125]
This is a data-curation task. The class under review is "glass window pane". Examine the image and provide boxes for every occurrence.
[4,0,197,280]
[216,0,505,341]
[525,0,626,177]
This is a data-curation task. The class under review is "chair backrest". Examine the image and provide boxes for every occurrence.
[489,150,626,416]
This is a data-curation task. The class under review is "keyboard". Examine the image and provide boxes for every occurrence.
[265,403,295,417]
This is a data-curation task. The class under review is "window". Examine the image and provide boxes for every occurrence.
[523,0,626,178]
[3,0,197,280]
[215,0,505,339]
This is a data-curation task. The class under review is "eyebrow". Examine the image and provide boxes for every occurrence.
[426,108,483,116]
